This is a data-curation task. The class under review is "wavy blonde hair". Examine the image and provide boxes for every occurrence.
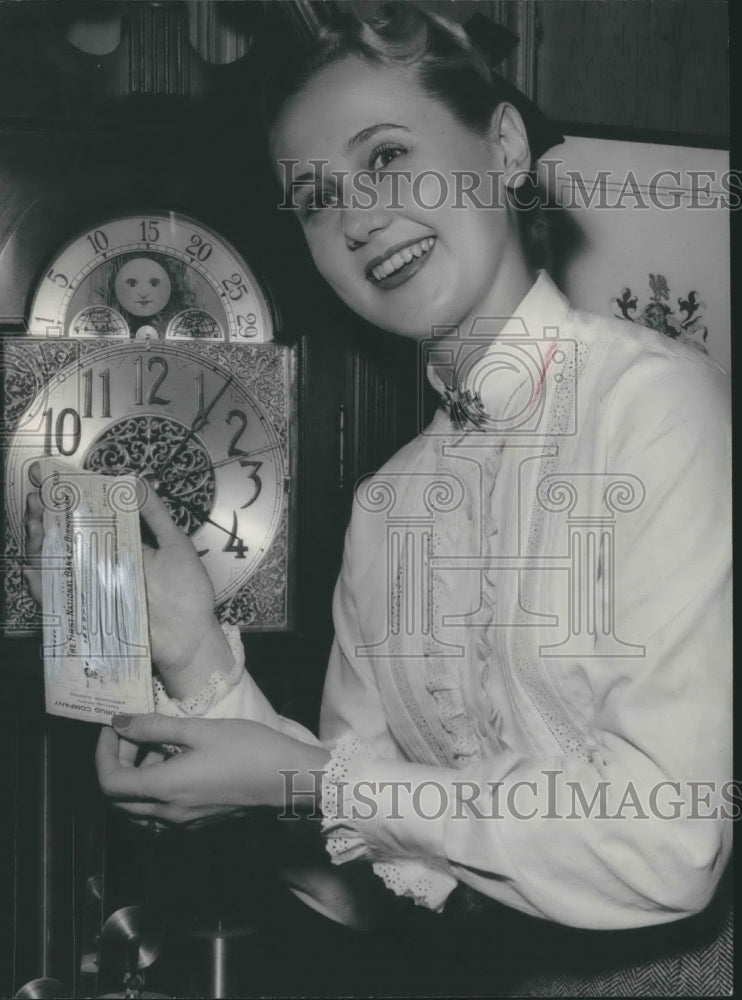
[261,4,555,270]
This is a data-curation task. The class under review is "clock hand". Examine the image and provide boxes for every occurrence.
[204,516,238,539]
[191,375,234,434]
[150,376,234,484]
[211,443,280,471]
[204,515,249,557]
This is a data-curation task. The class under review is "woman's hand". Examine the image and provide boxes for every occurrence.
[100,717,384,933]
[131,479,234,697]
[96,714,330,825]
[23,464,234,699]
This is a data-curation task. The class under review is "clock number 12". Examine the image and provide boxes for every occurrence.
[134,356,170,406]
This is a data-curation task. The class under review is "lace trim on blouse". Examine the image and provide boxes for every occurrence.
[320,733,457,911]
[152,622,245,717]
[320,733,372,864]
[424,422,507,766]
[371,859,457,912]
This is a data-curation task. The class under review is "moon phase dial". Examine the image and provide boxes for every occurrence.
[27,212,274,343]
[7,210,292,632]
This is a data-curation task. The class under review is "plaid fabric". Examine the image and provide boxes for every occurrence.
[510,901,732,997]
[431,862,734,998]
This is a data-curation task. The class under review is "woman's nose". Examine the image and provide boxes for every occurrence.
[342,203,393,249]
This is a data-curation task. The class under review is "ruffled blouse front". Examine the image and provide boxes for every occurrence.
[184,272,732,929]
[316,272,732,925]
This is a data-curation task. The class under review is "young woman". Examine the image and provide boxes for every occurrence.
[25,5,731,995]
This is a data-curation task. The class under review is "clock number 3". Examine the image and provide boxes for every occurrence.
[238,460,262,508]
[226,409,263,508]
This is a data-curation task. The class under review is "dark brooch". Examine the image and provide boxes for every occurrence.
[443,384,488,429]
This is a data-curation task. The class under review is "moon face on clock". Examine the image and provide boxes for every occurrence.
[28,212,272,343]
[114,257,172,317]
[5,343,285,608]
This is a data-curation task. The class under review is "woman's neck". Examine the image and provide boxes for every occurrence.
[431,248,537,390]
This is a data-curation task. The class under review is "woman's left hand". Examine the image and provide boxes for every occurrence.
[96,714,329,827]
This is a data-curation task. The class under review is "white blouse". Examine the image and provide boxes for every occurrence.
[170,273,732,932]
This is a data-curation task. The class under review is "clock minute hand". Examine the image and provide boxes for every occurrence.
[151,375,234,484]
[191,374,234,434]
[211,442,279,471]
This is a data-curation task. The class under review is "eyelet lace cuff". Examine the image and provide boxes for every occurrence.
[320,733,372,864]
[320,733,458,912]
[372,859,457,912]
[152,622,245,718]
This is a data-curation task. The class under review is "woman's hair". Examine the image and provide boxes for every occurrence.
[261,3,556,271]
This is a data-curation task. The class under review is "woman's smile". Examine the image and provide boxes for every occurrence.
[365,235,437,289]
[272,55,534,339]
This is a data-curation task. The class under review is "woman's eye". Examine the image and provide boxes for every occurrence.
[126,278,137,287]
[369,144,406,172]
[150,278,161,287]
[300,187,341,218]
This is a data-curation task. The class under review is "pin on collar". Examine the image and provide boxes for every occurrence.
[443,383,488,429]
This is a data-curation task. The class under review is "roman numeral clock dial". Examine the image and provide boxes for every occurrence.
[4,212,295,631]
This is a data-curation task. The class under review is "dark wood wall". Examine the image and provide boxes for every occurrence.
[347,0,729,145]
[536,0,728,145]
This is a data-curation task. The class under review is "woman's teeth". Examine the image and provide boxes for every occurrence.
[371,238,435,281]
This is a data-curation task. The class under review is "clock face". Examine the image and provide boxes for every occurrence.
[4,340,294,627]
[27,212,274,343]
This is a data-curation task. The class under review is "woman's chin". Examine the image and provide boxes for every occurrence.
[385,304,463,341]
[365,311,431,340]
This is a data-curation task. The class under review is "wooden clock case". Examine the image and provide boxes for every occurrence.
[0,3,424,994]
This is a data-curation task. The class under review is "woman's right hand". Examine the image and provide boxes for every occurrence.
[23,464,234,700]
[97,713,330,821]
[23,483,45,605]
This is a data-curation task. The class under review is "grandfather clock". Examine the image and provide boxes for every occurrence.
[0,1,426,996]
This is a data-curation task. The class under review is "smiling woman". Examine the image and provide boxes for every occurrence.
[270,53,534,342]
[22,3,732,997]
[264,6,560,341]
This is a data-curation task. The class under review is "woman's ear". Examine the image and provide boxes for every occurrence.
[489,102,532,189]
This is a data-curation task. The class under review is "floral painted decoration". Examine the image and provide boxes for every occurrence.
[613,274,709,354]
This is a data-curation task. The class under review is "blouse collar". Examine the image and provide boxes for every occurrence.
[426,270,571,426]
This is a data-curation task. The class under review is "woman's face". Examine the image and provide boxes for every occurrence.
[115,257,172,317]
[271,56,528,340]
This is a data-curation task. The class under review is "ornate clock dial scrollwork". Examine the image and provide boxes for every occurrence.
[84,415,216,535]
[4,340,295,631]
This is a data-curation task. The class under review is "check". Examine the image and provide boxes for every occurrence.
[39,460,153,723]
